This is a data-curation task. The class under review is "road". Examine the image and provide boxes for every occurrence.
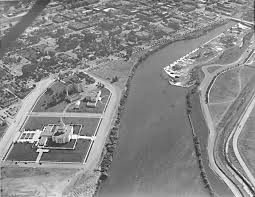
[199,33,255,196]
[29,112,103,118]
[0,71,121,173]
[0,77,55,161]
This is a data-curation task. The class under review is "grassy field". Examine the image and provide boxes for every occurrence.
[207,66,221,73]
[23,116,60,130]
[208,102,231,126]
[0,124,8,139]
[238,106,255,177]
[209,68,240,103]
[90,59,132,88]
[62,117,100,136]
[6,143,38,162]
[67,88,111,114]
[240,66,255,89]
[40,139,92,163]
[33,81,68,113]
[45,139,76,149]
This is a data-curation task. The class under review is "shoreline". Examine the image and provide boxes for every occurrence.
[92,19,231,197]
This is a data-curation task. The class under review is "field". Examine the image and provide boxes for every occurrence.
[214,31,253,65]
[73,124,82,135]
[209,68,240,103]
[238,106,255,177]
[23,116,60,130]
[62,117,100,136]
[208,102,230,126]
[6,143,38,162]
[40,139,92,163]
[90,59,132,88]
[67,87,111,114]
[32,81,68,113]
[240,66,255,89]
[207,66,221,73]
[45,139,77,149]
[1,167,79,197]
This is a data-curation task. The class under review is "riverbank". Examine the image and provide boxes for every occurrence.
[91,20,234,197]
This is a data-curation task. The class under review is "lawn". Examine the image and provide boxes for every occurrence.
[209,68,240,103]
[6,143,38,162]
[90,59,132,88]
[44,139,77,149]
[62,117,100,136]
[67,87,111,114]
[238,106,255,177]
[40,139,92,163]
[32,81,68,113]
[208,102,231,126]
[73,124,82,135]
[23,116,60,130]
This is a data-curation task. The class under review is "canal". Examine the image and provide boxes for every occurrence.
[99,23,235,197]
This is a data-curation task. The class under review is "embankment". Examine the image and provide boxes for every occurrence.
[93,19,232,197]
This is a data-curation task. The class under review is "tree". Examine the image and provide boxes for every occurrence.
[111,76,119,83]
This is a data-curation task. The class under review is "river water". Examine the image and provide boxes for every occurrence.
[99,23,235,197]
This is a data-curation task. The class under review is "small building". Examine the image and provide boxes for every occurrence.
[86,90,101,108]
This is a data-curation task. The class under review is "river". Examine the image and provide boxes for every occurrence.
[99,23,236,197]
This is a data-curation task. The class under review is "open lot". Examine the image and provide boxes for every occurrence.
[6,143,38,162]
[209,68,241,103]
[208,102,231,126]
[207,66,222,73]
[62,117,100,136]
[32,81,68,113]
[67,87,111,114]
[1,167,78,197]
[40,139,92,163]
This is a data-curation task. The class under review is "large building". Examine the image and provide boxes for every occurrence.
[16,121,74,147]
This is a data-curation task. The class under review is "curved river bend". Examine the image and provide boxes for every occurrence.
[99,23,235,197]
